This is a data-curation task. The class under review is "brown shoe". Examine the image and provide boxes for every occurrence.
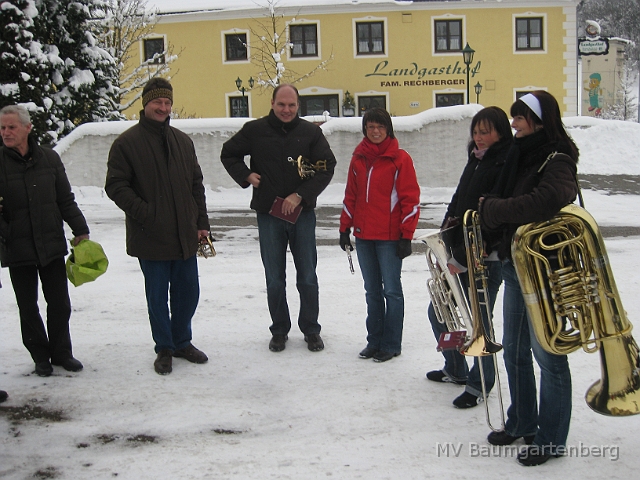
[173,343,208,364]
[154,350,173,375]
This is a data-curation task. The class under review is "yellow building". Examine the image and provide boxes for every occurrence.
[133,0,580,119]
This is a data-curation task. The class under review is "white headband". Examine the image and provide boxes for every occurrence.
[519,93,543,121]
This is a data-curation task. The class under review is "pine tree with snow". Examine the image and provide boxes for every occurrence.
[0,0,56,143]
[33,0,122,142]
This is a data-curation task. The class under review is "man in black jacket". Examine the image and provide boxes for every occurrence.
[0,105,89,377]
[106,78,210,375]
[221,84,336,353]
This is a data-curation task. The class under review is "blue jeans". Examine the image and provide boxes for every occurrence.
[428,260,502,397]
[139,256,200,353]
[502,260,572,450]
[355,238,404,354]
[257,210,320,336]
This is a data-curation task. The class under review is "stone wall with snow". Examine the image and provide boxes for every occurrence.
[54,105,482,190]
[55,105,640,191]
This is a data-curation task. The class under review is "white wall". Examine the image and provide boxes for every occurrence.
[55,105,482,191]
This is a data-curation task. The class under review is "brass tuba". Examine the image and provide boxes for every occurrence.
[512,203,640,416]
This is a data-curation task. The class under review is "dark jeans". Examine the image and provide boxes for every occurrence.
[428,260,502,397]
[257,210,320,336]
[501,260,572,449]
[9,258,73,363]
[355,238,404,354]
[139,256,200,353]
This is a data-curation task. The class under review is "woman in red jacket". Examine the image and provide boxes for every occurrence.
[339,108,420,362]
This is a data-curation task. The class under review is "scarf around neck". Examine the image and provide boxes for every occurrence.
[491,129,550,198]
[355,135,396,161]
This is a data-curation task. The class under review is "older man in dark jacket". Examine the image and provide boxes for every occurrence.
[0,105,89,377]
[221,84,336,353]
[106,78,210,375]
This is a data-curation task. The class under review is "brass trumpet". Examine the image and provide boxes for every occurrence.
[512,204,640,416]
[197,233,216,258]
[288,155,327,179]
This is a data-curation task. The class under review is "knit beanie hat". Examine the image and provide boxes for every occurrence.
[142,78,173,107]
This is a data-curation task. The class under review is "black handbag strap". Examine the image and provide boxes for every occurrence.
[539,151,585,208]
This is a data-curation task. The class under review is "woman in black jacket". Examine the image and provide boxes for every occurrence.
[480,91,579,466]
[0,105,89,377]
[426,106,511,408]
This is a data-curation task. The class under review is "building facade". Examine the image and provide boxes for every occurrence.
[578,21,633,117]
[131,0,580,119]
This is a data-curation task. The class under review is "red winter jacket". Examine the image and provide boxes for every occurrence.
[340,136,420,240]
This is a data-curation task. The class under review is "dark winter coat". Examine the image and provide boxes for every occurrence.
[220,110,336,213]
[442,138,511,265]
[339,136,420,240]
[0,136,89,268]
[480,130,578,260]
[105,112,209,261]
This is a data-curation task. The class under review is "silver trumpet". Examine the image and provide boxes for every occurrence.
[197,233,217,258]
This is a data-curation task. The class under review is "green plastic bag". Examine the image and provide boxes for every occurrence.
[66,239,109,287]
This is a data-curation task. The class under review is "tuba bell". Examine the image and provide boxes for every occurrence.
[512,203,640,416]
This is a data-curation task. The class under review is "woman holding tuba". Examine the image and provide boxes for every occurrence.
[426,107,512,408]
[479,91,580,466]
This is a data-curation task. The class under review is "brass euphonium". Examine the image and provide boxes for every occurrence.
[421,229,473,335]
[512,203,640,416]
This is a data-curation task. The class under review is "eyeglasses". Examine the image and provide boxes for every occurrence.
[366,124,387,132]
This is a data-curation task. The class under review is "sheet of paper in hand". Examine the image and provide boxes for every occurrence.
[269,196,302,224]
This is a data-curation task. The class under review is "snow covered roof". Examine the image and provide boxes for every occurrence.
[145,0,578,16]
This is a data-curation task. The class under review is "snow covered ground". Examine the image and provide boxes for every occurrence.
[1,179,640,478]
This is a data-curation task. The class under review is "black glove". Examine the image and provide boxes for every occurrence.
[339,229,353,251]
[396,238,412,259]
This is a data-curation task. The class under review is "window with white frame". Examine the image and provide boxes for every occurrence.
[229,97,249,117]
[225,33,247,61]
[290,24,318,57]
[299,95,338,117]
[357,95,386,115]
[436,93,463,108]
[516,17,543,51]
[144,38,165,64]
[435,19,462,52]
[356,21,384,55]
